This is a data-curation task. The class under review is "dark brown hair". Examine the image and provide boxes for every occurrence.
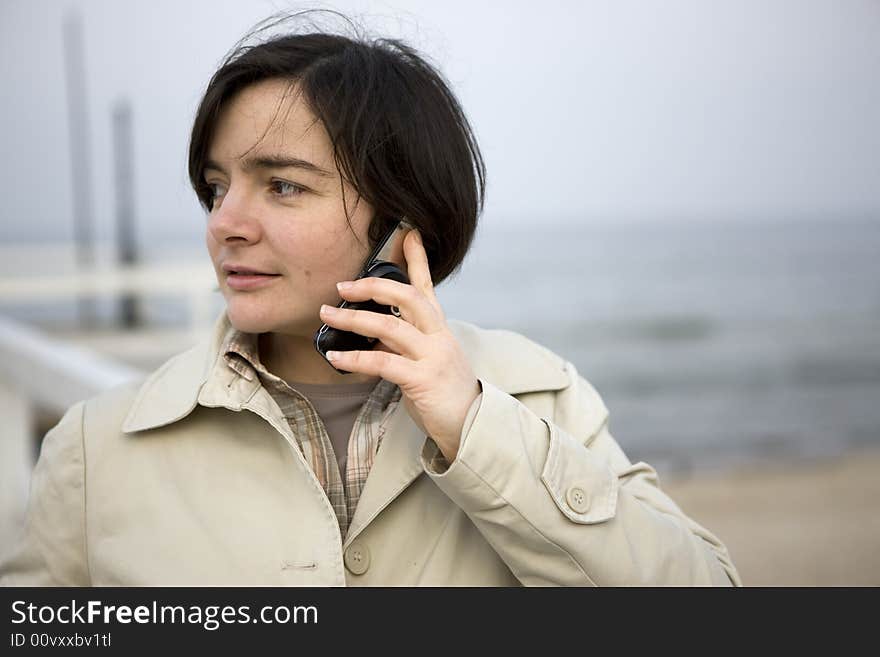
[188,10,486,286]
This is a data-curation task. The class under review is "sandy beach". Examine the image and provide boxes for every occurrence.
[662,447,880,586]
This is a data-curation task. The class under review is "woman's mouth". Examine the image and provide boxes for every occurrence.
[225,271,281,291]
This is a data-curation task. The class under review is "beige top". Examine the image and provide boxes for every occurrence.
[220,327,402,539]
[286,378,380,476]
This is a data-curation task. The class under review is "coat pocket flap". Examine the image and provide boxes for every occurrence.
[539,418,619,524]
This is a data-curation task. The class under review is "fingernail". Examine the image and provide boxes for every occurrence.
[326,351,339,361]
[321,304,337,315]
[337,281,354,290]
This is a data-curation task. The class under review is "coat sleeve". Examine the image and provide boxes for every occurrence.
[0,400,91,586]
[420,361,742,586]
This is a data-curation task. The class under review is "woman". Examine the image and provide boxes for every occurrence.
[1,14,740,586]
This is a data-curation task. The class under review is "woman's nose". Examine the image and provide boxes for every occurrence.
[207,190,262,244]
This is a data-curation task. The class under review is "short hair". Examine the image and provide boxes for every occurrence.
[188,10,486,286]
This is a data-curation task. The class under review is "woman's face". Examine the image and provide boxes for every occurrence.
[204,78,374,337]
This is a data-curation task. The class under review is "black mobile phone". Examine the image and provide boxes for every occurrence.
[314,219,414,373]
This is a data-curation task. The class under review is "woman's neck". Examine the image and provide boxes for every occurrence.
[258,332,381,386]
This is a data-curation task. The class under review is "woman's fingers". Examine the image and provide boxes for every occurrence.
[324,346,414,385]
[404,230,445,320]
[320,303,428,358]
[334,275,443,334]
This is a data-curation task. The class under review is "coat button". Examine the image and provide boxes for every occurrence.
[566,486,591,513]
[344,542,371,575]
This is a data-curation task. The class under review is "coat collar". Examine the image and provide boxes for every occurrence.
[121,309,570,434]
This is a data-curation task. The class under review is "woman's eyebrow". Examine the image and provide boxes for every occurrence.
[204,154,334,178]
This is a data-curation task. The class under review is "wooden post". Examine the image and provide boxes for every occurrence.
[112,99,142,328]
[62,10,98,330]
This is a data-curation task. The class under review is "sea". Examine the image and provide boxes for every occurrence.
[2,216,879,478]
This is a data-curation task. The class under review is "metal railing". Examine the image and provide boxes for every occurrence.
[0,258,218,341]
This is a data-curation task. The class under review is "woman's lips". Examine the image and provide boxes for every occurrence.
[226,272,281,291]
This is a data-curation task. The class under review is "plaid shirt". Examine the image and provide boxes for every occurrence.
[221,327,403,541]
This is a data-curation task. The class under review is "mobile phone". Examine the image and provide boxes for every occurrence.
[314,218,414,373]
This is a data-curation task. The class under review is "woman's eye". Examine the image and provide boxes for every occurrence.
[270,180,306,198]
[206,182,227,202]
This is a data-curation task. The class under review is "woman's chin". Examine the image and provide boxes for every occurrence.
[226,318,266,335]
[225,304,278,335]
[226,305,321,336]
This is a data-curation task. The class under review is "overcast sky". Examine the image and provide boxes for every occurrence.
[1,0,878,244]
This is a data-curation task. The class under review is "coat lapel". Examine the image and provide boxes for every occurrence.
[341,319,571,549]
[342,398,426,550]
[121,311,228,433]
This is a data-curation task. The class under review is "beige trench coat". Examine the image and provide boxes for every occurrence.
[0,311,741,586]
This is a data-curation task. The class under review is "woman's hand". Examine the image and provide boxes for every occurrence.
[319,229,481,463]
